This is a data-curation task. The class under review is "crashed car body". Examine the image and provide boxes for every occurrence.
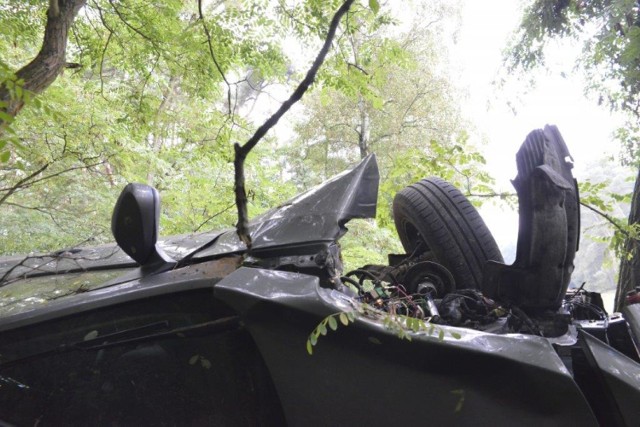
[0,126,639,426]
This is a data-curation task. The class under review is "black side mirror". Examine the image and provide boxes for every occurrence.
[112,183,173,266]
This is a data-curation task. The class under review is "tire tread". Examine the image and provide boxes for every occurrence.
[393,177,503,289]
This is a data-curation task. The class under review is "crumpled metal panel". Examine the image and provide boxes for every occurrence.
[216,267,597,426]
[197,154,379,257]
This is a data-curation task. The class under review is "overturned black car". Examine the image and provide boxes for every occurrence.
[0,125,639,426]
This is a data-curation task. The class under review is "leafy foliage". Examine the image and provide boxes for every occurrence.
[306,302,462,355]
[288,7,492,230]
[509,0,640,161]
[0,0,360,254]
[0,0,475,261]
[339,219,403,273]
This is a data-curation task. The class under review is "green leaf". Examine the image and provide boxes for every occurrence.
[328,315,338,331]
[450,331,462,339]
[309,333,318,346]
[0,151,10,163]
[339,312,349,325]
[306,340,313,355]
[438,329,445,341]
[382,316,391,328]
[368,0,380,14]
[318,322,327,336]
[188,355,199,365]
[0,111,13,122]
[410,318,420,332]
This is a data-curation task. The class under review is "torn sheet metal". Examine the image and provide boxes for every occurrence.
[197,154,379,257]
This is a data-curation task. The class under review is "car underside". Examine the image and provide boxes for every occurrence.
[0,125,639,426]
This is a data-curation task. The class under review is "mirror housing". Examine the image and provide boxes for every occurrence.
[111,183,173,266]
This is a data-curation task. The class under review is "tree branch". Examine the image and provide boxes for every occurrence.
[3,201,65,227]
[232,0,356,249]
[466,192,517,199]
[0,0,87,132]
[0,160,105,207]
[107,0,155,44]
[99,29,113,99]
[580,200,630,237]
[347,62,369,75]
[197,0,232,115]
[0,163,49,206]
[193,202,235,232]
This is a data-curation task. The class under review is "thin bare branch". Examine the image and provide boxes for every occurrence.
[580,200,630,237]
[3,201,63,226]
[0,236,108,286]
[347,62,369,75]
[0,163,49,206]
[193,202,235,232]
[0,160,105,208]
[197,0,232,115]
[233,0,356,248]
[99,30,113,99]
[466,192,517,199]
[108,0,155,44]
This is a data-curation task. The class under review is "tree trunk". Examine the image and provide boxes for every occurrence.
[0,0,87,130]
[357,96,370,158]
[615,165,640,311]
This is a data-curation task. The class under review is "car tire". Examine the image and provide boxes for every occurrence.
[393,177,503,289]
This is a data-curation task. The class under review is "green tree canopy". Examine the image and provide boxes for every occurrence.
[0,0,485,269]
[0,0,340,252]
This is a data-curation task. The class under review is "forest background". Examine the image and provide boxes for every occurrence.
[1,0,638,311]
